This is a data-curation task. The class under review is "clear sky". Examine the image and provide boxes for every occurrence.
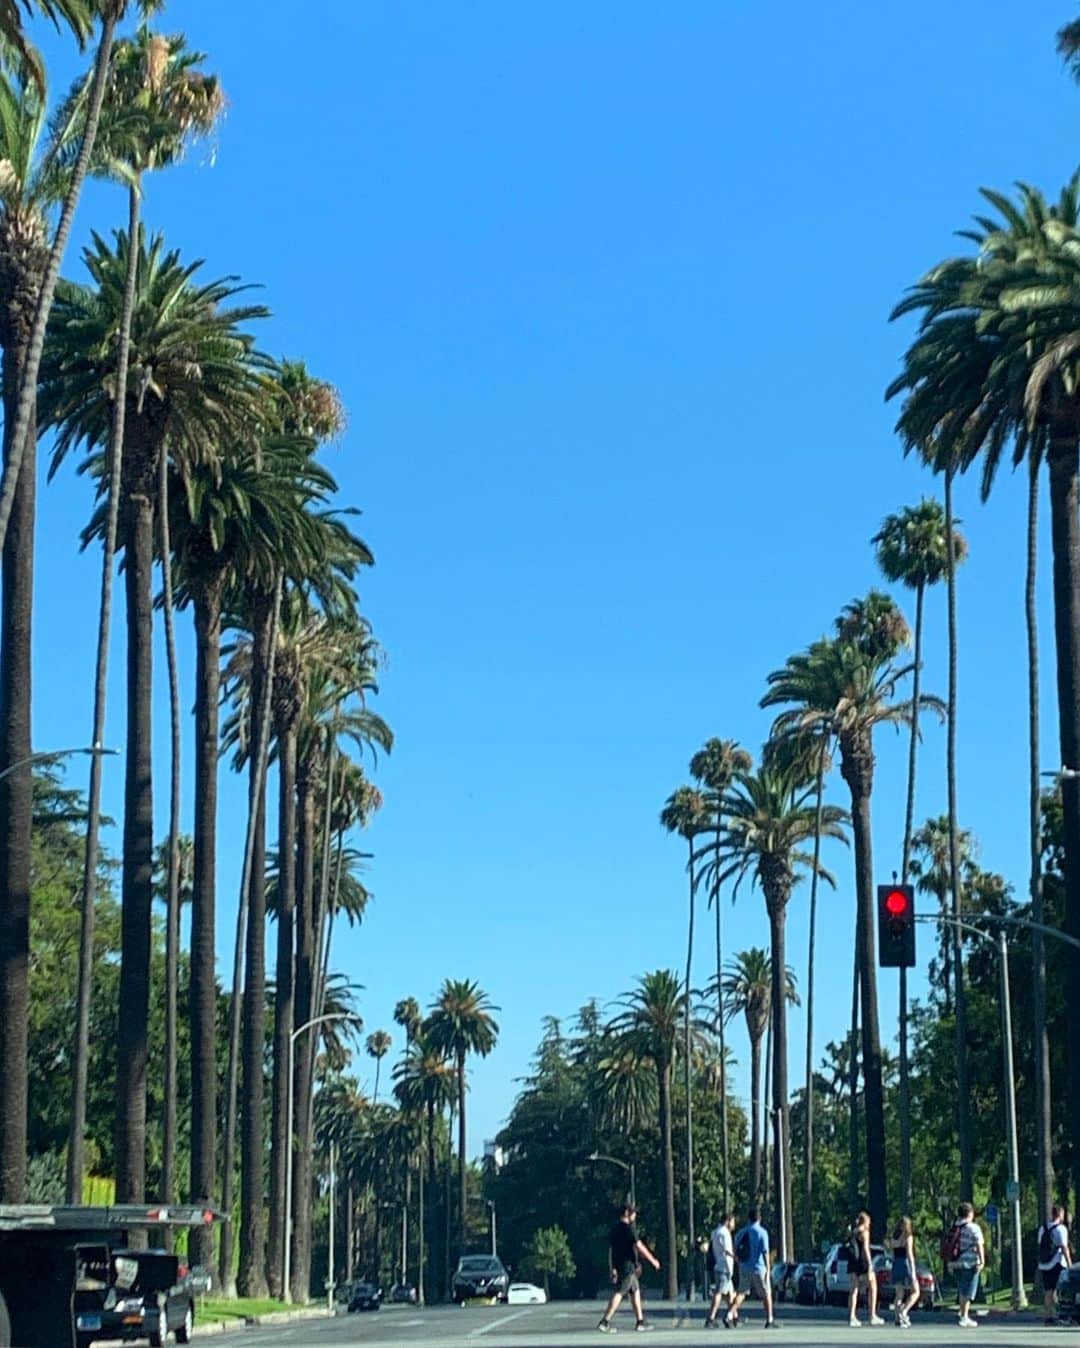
[26,1,1080,1163]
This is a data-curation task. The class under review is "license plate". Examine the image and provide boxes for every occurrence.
[122,1313,143,1324]
[76,1315,102,1331]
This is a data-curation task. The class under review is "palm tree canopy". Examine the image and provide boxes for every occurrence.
[873,499,968,591]
[41,229,270,490]
[0,0,93,95]
[427,978,499,1064]
[609,969,685,1070]
[689,737,752,793]
[366,1029,392,1061]
[908,815,976,899]
[696,758,848,915]
[393,1029,456,1116]
[393,997,422,1040]
[836,590,910,662]
[1059,14,1080,84]
[712,947,798,1043]
[659,784,711,841]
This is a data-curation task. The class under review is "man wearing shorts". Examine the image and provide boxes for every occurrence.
[1038,1204,1072,1325]
[598,1202,660,1334]
[704,1211,736,1329]
[729,1207,779,1329]
[948,1202,985,1329]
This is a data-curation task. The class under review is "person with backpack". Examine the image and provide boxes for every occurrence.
[728,1207,779,1329]
[847,1210,884,1327]
[890,1215,920,1328]
[944,1201,984,1328]
[1037,1204,1072,1325]
[704,1211,736,1329]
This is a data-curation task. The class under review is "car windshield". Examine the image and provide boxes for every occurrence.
[459,1257,501,1273]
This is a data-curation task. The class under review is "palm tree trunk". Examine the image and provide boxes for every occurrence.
[0,3,121,557]
[897,579,924,1217]
[848,952,859,1215]
[762,1019,771,1211]
[749,1029,762,1201]
[658,1059,678,1300]
[417,1144,426,1305]
[267,720,297,1296]
[0,357,34,1203]
[426,1098,438,1301]
[158,438,182,1220]
[67,181,139,1205]
[683,837,696,1298]
[443,1109,452,1298]
[190,583,223,1266]
[768,897,793,1260]
[1027,458,1053,1223]
[845,751,887,1238]
[1047,431,1080,1209]
[238,582,282,1298]
[714,849,729,1211]
[803,728,829,1255]
[944,469,973,1202]
[456,1048,467,1260]
[290,763,317,1301]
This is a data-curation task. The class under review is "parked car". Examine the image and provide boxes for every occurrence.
[770,1260,800,1302]
[870,1253,939,1311]
[389,1283,418,1304]
[507,1282,547,1305]
[823,1242,885,1305]
[1056,1262,1080,1321]
[73,1248,195,1348]
[452,1254,511,1304]
[796,1262,826,1305]
[348,1281,383,1312]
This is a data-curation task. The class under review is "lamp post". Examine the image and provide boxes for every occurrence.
[587,1152,636,1209]
[284,1012,361,1303]
[0,744,115,782]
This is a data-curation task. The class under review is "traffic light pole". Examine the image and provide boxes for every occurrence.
[914,914,1027,1308]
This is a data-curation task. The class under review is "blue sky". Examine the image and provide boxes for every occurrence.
[26,0,1080,1162]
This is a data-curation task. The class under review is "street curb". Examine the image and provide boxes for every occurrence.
[93,1307,331,1345]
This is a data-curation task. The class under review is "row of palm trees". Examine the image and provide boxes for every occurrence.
[0,2,398,1306]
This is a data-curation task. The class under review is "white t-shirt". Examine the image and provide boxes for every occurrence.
[711,1224,734,1276]
[956,1220,984,1269]
[1038,1222,1069,1272]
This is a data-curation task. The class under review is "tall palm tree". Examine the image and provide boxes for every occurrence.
[0,0,91,94]
[699,757,841,1256]
[689,738,751,1213]
[367,1031,392,1104]
[908,817,975,1007]
[609,970,684,1299]
[394,1029,456,1301]
[718,950,771,1202]
[394,998,422,1047]
[427,980,499,1263]
[660,783,710,1296]
[888,176,1080,1200]
[873,498,966,1209]
[67,26,223,1208]
[762,598,941,1236]
[40,231,267,1207]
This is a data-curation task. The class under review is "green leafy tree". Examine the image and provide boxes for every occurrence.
[523,1224,575,1299]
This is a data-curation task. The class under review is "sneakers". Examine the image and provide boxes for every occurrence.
[869,1315,885,1326]
[958,1314,977,1328]
[849,1317,862,1328]
[704,1318,717,1330]
[764,1320,781,1329]
[597,1320,616,1334]
[635,1322,654,1333]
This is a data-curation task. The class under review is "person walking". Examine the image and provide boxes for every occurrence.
[945,1202,984,1329]
[890,1216,920,1328]
[847,1210,884,1327]
[704,1211,736,1329]
[729,1207,779,1329]
[1037,1204,1072,1325]
[598,1202,661,1334]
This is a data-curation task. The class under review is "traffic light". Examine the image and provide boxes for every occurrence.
[878,884,915,968]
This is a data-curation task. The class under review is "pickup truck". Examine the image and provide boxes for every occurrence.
[0,1203,217,1348]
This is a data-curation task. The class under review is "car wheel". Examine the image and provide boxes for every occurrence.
[176,1302,194,1344]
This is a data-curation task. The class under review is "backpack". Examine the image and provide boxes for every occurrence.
[735,1228,752,1264]
[942,1223,963,1264]
[1039,1222,1061,1264]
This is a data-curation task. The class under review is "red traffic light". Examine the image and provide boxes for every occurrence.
[884,889,911,918]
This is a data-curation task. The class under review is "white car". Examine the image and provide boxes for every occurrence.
[507,1282,547,1305]
[823,1242,885,1305]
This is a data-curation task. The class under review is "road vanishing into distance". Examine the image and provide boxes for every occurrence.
[200,1302,1080,1347]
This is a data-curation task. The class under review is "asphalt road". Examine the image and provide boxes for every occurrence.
[218,1302,1080,1347]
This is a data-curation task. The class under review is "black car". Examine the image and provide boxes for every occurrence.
[390,1283,418,1304]
[1055,1263,1080,1320]
[73,1248,195,1348]
[452,1255,510,1304]
[348,1281,383,1312]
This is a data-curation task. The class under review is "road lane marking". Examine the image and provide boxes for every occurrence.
[468,1308,534,1336]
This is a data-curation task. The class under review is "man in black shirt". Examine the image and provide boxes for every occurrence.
[598,1203,660,1333]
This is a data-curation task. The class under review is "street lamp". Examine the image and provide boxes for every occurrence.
[587,1152,636,1209]
[0,744,116,783]
[284,1012,362,1303]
